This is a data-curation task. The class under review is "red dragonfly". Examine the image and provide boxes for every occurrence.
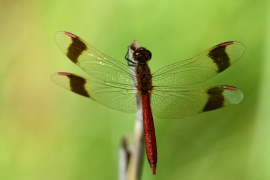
[51,31,245,175]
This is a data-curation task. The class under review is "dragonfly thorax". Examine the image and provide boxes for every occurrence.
[133,47,152,63]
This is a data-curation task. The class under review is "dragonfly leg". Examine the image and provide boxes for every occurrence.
[125,46,137,67]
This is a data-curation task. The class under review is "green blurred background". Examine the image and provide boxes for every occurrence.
[1,0,270,179]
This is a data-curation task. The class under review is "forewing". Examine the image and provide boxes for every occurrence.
[151,86,243,119]
[55,31,135,85]
[51,72,140,113]
[152,41,245,86]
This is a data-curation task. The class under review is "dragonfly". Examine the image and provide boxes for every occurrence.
[51,31,245,175]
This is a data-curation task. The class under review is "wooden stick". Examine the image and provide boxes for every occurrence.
[119,41,144,180]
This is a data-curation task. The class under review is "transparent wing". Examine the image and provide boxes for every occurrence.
[151,85,243,119]
[51,72,140,113]
[55,31,136,86]
[152,41,245,86]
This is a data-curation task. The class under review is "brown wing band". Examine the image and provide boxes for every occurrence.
[203,86,224,112]
[67,36,87,64]
[66,74,90,97]
[208,44,230,73]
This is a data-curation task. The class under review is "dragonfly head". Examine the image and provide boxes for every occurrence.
[133,47,152,63]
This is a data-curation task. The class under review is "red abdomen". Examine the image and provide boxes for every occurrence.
[142,93,157,175]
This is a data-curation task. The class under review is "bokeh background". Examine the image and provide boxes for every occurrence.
[1,0,270,179]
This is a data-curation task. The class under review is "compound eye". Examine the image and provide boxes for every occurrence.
[145,50,152,61]
[133,48,152,62]
[133,52,140,61]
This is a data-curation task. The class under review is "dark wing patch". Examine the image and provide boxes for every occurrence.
[203,86,224,111]
[65,73,90,97]
[66,33,87,64]
[208,43,231,73]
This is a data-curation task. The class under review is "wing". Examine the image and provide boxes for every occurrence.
[151,85,243,119]
[51,72,140,113]
[152,41,245,86]
[55,31,135,86]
